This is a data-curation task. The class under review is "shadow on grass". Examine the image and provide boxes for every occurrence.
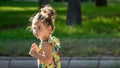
[0,38,120,57]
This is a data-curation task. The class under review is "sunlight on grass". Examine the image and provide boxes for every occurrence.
[1,1,120,57]
[0,27,34,39]
[0,1,120,39]
[115,16,120,22]
[57,15,66,20]
[92,17,113,23]
[55,7,67,11]
[0,6,37,11]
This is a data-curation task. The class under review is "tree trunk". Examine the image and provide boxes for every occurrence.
[96,0,107,7]
[38,0,49,10]
[66,0,81,25]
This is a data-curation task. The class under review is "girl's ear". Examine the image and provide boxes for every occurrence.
[48,26,52,32]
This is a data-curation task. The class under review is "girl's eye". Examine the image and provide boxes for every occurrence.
[38,27,40,29]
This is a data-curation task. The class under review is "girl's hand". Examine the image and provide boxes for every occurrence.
[31,43,39,51]
[29,43,39,58]
[29,48,38,58]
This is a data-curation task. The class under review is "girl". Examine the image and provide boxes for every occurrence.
[29,5,61,68]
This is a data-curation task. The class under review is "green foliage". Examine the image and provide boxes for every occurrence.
[0,39,37,56]
[0,1,120,39]
[1,38,120,57]
[0,27,35,39]
[83,17,119,34]
[54,0,67,2]
[0,1,120,57]
[0,0,12,1]
[0,1,38,29]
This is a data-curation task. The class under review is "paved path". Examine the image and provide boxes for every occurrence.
[1,57,120,68]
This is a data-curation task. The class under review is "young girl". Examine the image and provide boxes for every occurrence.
[29,5,61,68]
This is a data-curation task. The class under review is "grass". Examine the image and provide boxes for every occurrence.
[0,1,37,29]
[0,1,120,57]
[0,1,120,39]
[1,38,120,57]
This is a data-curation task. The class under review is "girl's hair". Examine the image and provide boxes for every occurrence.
[29,4,56,32]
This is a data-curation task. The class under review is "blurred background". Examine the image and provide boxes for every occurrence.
[0,0,120,57]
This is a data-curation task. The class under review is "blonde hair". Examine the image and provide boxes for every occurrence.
[30,4,56,32]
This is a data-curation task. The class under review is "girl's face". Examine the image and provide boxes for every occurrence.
[32,21,52,40]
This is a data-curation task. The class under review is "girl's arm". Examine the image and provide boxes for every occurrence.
[29,42,53,64]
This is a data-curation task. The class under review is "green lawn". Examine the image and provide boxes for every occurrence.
[0,1,120,57]
[1,38,120,57]
[0,1,120,39]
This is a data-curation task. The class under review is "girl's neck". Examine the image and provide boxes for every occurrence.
[40,35,51,42]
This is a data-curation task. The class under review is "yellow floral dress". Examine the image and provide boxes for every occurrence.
[37,36,61,68]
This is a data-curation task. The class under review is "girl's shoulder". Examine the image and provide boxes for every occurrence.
[48,36,61,49]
